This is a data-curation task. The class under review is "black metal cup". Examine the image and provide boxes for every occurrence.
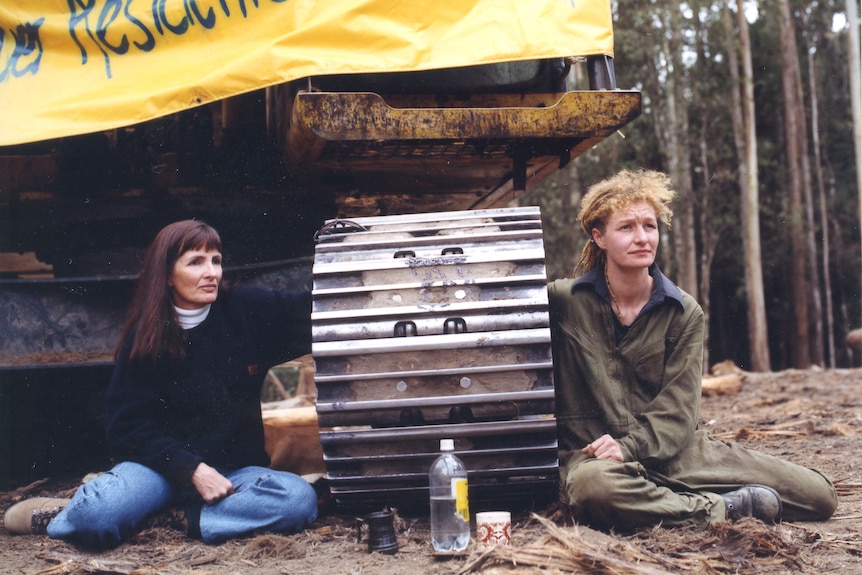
[356,509,398,554]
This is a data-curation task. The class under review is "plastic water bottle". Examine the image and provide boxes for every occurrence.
[429,438,470,552]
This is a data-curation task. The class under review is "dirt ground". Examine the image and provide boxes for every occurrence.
[2,366,860,575]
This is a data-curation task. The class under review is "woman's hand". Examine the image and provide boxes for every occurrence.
[581,434,624,462]
[191,462,235,504]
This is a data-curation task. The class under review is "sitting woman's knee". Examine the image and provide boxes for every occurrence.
[259,471,318,529]
[564,459,619,507]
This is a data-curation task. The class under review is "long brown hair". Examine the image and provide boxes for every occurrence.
[116,220,223,364]
[574,169,675,275]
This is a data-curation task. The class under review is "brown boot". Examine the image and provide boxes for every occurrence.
[167,507,189,535]
[721,485,783,523]
[3,497,70,535]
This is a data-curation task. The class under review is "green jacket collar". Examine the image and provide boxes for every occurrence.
[571,263,685,315]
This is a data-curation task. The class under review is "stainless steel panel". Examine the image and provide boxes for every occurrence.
[311,207,557,509]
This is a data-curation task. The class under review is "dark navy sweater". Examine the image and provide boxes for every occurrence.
[105,286,311,488]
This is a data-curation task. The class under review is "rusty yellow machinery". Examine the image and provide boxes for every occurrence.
[0,4,641,489]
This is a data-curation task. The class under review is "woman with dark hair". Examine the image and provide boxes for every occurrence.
[549,169,837,531]
[5,220,318,548]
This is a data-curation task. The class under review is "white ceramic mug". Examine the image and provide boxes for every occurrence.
[475,511,511,548]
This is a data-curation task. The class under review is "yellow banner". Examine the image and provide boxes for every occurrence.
[0,1,614,146]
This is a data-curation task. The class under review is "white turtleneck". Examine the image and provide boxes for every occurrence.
[174,304,211,330]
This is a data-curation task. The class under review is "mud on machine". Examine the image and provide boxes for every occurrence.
[311,206,557,512]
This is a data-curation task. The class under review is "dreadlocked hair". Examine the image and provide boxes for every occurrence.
[574,169,676,276]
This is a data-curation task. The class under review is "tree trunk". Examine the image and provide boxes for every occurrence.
[666,6,698,299]
[693,5,721,374]
[778,0,811,368]
[728,0,771,371]
[640,11,678,280]
[697,115,717,374]
[807,35,836,367]
[789,6,824,368]
[847,0,862,331]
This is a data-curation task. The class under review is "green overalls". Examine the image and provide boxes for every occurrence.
[548,267,837,530]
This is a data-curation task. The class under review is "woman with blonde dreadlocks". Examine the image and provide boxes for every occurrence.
[548,169,837,531]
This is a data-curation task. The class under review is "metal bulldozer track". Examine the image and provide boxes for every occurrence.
[311,207,557,511]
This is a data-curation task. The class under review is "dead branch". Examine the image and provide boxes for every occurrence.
[459,515,684,575]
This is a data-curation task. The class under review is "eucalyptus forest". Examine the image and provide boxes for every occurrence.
[523,0,861,373]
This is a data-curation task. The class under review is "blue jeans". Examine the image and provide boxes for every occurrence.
[47,462,318,548]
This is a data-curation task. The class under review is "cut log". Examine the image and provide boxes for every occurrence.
[701,373,742,397]
[262,406,326,476]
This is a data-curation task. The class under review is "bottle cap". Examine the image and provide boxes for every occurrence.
[440,438,454,451]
